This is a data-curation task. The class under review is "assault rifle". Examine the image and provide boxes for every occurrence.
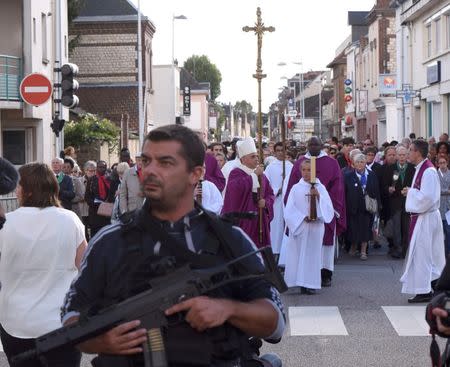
[12,246,287,367]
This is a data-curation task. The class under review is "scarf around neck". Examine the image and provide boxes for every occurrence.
[97,173,110,200]
[237,162,260,193]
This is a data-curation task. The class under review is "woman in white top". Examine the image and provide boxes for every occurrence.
[0,163,87,367]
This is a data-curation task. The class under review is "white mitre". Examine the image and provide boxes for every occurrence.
[237,137,259,192]
[237,137,257,158]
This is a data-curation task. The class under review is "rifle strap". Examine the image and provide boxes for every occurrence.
[430,333,442,367]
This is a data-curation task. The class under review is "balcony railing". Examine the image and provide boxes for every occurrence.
[0,55,22,101]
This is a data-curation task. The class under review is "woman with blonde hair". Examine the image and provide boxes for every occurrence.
[0,163,86,367]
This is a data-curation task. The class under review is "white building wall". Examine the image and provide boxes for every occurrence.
[405,0,450,138]
[151,65,181,128]
[1,0,69,165]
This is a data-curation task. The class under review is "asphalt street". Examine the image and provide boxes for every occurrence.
[0,244,444,367]
[261,244,445,367]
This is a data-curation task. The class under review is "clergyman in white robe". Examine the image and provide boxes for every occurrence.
[284,178,334,289]
[400,160,446,294]
[265,159,293,254]
[200,179,223,215]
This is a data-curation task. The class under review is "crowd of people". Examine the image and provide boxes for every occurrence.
[1,125,450,366]
[23,132,450,301]
[206,132,448,300]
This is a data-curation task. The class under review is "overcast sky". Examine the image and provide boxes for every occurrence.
[130,0,376,111]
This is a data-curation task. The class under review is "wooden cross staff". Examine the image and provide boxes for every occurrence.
[243,7,275,245]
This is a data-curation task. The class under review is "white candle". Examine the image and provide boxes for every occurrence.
[310,156,316,184]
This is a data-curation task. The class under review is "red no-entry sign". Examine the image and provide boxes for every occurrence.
[20,73,52,106]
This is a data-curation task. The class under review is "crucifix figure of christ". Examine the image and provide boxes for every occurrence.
[242,7,275,245]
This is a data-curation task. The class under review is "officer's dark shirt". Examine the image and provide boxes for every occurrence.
[61,202,285,364]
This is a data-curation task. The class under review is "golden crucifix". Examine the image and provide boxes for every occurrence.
[243,7,275,245]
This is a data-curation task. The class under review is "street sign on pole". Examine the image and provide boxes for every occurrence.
[396,84,417,104]
[20,73,52,106]
[288,110,297,117]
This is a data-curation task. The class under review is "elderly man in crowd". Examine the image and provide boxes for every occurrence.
[51,157,75,210]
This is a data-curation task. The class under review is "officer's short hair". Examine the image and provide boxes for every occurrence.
[145,125,205,171]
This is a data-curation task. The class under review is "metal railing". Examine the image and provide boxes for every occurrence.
[0,55,22,101]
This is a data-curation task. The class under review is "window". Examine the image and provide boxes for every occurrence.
[435,18,441,53]
[41,13,47,62]
[2,130,26,165]
[426,24,432,57]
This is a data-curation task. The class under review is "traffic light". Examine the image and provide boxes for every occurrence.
[60,63,79,108]
[51,118,65,137]
[344,79,352,103]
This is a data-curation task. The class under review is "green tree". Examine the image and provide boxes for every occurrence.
[64,113,120,153]
[209,101,226,141]
[233,100,253,125]
[184,55,222,101]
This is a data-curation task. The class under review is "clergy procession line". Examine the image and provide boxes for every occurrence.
[215,134,447,303]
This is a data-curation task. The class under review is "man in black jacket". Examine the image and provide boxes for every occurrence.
[381,146,414,258]
[51,157,75,210]
[62,125,285,367]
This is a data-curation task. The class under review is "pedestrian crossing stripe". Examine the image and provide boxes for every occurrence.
[288,306,430,337]
[382,306,429,336]
[289,306,348,336]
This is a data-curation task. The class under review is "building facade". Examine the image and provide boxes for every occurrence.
[0,0,69,165]
[393,0,450,139]
[69,0,156,155]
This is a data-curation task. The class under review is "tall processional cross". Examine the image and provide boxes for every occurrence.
[242,7,275,245]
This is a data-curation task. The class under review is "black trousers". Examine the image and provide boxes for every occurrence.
[0,324,81,367]
[391,210,410,257]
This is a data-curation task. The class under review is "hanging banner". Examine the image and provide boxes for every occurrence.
[379,74,397,96]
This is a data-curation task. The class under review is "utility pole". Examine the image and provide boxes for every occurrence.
[137,0,144,148]
[54,0,63,154]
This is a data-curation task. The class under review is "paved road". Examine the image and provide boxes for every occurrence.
[0,244,445,367]
[261,244,446,366]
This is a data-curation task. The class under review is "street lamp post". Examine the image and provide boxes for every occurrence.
[172,15,187,64]
[171,14,187,124]
[137,0,144,147]
[319,84,322,140]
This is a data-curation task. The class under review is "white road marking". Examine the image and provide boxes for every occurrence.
[288,306,349,336]
[382,306,429,336]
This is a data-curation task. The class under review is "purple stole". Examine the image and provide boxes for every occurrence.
[408,159,434,243]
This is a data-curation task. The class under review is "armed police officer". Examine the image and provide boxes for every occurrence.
[61,125,285,367]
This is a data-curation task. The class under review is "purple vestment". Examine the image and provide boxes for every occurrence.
[222,168,275,248]
[408,159,434,243]
[204,153,225,192]
[284,155,346,245]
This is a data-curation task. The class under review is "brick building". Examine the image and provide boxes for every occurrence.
[69,0,156,155]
